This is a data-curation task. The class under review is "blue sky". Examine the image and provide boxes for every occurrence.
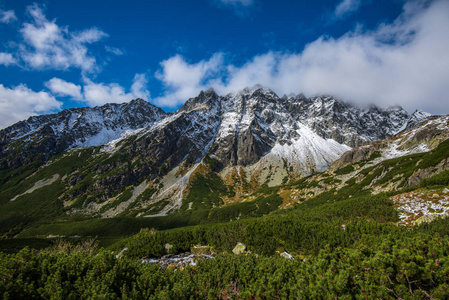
[0,0,448,128]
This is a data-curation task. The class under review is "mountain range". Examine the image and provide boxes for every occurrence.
[0,86,442,234]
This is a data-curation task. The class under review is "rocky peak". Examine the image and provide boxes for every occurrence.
[405,109,433,131]
[412,109,432,119]
[250,87,279,100]
[178,89,219,113]
[127,97,146,105]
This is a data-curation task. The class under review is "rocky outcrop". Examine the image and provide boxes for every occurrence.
[405,158,449,187]
[329,145,380,172]
[141,252,216,268]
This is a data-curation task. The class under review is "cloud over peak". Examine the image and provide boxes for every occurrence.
[45,73,151,107]
[0,84,61,129]
[45,78,83,100]
[155,0,449,114]
[154,53,224,107]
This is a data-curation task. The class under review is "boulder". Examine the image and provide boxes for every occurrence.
[165,243,173,253]
[280,251,294,259]
[115,247,128,259]
[232,242,246,255]
[191,245,214,255]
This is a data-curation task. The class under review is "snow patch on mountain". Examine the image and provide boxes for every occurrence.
[382,143,430,161]
[270,125,351,172]
[101,128,146,153]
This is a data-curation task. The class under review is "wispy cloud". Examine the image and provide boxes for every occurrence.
[219,0,254,6]
[105,46,123,56]
[0,84,61,129]
[333,0,362,19]
[211,0,256,16]
[0,9,17,23]
[130,73,150,101]
[45,73,150,107]
[0,52,16,66]
[155,0,449,114]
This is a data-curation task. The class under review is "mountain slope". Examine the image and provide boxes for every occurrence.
[0,99,166,171]
[277,114,449,215]
[0,87,435,230]
[9,113,449,241]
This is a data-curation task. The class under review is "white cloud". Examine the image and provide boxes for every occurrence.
[155,0,449,115]
[45,77,83,99]
[334,0,362,19]
[82,74,150,106]
[82,80,132,106]
[0,52,16,66]
[0,84,61,129]
[18,4,107,73]
[72,28,107,44]
[130,73,151,101]
[0,9,17,23]
[45,74,150,107]
[154,53,224,107]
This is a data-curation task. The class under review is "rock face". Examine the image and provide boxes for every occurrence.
[0,86,434,216]
[285,96,419,147]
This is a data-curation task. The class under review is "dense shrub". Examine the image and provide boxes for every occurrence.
[1,234,448,299]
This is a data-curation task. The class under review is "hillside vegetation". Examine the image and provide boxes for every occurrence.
[1,114,448,298]
[1,192,449,299]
